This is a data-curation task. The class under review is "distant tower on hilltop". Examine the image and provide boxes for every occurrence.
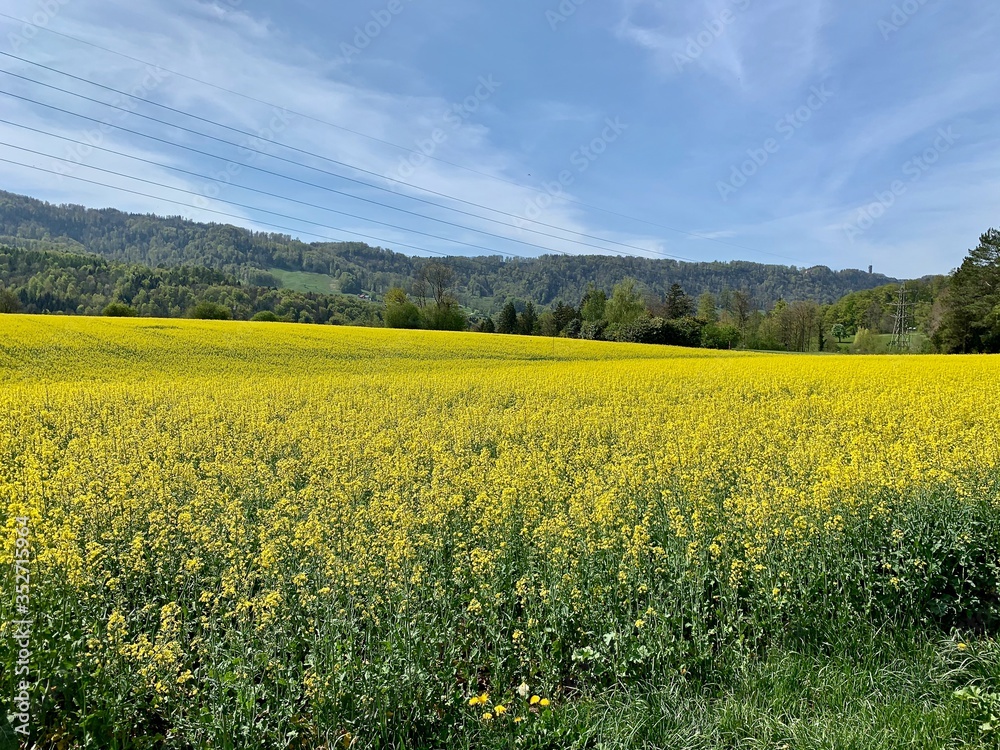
[868,265,873,274]
[887,284,914,352]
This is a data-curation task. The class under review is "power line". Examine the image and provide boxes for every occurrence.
[0,10,799,261]
[4,119,666,260]
[0,121,587,257]
[0,83,697,263]
[0,140,543,259]
[0,72,699,262]
[0,18,567,194]
[0,154,470,259]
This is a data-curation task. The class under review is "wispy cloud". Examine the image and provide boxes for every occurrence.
[615,0,829,94]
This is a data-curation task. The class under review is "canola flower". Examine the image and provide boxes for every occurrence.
[0,315,999,747]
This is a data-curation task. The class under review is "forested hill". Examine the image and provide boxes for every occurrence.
[0,244,380,325]
[0,190,897,311]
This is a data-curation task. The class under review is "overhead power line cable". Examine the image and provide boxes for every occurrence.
[0,140,543,259]
[0,83,700,262]
[0,154,477,259]
[0,75,699,262]
[0,59,783,263]
[0,121,590,256]
[0,12,798,261]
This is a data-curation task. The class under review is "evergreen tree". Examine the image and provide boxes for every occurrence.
[518,301,538,335]
[497,301,518,334]
[938,229,1000,353]
[665,283,693,319]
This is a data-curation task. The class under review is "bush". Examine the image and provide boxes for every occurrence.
[580,321,606,340]
[611,317,705,347]
[102,302,138,317]
[421,301,467,332]
[189,302,233,320]
[852,328,881,354]
[251,311,279,322]
[702,323,741,350]
[385,301,423,330]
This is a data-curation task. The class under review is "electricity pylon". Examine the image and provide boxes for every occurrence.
[887,284,914,352]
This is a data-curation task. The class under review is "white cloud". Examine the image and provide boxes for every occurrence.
[0,0,694,262]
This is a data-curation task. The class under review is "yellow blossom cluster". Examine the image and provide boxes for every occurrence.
[1,315,998,745]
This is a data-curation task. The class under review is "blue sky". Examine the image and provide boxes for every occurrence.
[0,0,997,278]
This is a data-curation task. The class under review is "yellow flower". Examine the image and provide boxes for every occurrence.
[957,642,968,651]
[539,698,550,707]
[482,712,493,722]
[530,695,541,705]
[634,619,645,629]
[494,705,506,715]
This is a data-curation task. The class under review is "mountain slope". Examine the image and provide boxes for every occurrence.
[0,244,380,325]
[0,190,898,311]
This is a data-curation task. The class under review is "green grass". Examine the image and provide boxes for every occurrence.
[459,634,999,749]
[833,333,930,354]
[268,267,340,294]
[872,333,929,353]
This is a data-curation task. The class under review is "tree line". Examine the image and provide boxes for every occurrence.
[0,245,380,325]
[384,228,1000,355]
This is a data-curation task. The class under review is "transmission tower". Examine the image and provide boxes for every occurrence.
[887,284,914,352]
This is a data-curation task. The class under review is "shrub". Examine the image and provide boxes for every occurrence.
[102,302,138,317]
[189,301,233,320]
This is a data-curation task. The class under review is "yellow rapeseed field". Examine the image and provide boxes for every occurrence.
[1,315,999,747]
